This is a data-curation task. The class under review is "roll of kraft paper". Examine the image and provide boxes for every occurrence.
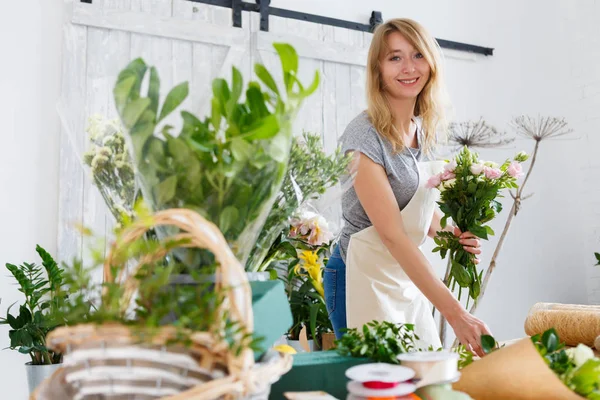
[524,303,600,347]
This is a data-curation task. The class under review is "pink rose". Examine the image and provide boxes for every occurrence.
[470,163,484,175]
[444,160,457,172]
[484,166,503,180]
[426,173,442,189]
[507,161,523,178]
[441,170,456,181]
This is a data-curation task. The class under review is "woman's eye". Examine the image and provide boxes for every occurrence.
[390,56,400,61]
[415,53,424,59]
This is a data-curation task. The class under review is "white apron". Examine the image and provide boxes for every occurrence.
[346,159,445,349]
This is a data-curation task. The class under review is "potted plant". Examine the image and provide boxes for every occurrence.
[0,246,65,394]
[270,210,335,352]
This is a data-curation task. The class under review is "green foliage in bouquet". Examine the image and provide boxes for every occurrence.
[478,328,600,399]
[112,43,319,269]
[429,146,529,303]
[532,329,600,399]
[0,246,65,365]
[334,321,419,364]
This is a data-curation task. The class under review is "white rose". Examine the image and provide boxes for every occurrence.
[444,178,456,188]
[566,344,595,368]
[470,163,484,175]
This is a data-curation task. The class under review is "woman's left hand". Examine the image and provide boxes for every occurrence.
[453,227,482,264]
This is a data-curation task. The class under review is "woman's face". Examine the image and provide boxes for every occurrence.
[379,31,431,101]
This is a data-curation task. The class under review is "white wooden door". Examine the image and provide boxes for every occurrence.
[56,0,385,264]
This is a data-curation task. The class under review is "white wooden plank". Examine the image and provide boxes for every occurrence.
[101,0,133,258]
[129,1,175,131]
[349,30,367,118]
[285,19,322,137]
[320,25,337,154]
[211,5,231,27]
[172,0,210,21]
[57,23,88,265]
[72,2,246,47]
[334,27,353,141]
[82,27,114,261]
[171,5,195,129]
[191,43,213,116]
[255,30,368,67]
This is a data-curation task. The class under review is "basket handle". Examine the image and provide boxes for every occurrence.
[102,208,254,337]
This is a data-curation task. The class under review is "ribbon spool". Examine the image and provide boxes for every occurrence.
[345,364,416,399]
[396,351,459,386]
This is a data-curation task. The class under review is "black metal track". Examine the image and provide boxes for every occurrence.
[80,0,494,56]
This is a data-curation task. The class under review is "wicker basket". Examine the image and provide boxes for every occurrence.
[32,209,292,400]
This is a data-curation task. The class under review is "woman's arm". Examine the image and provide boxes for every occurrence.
[352,153,490,355]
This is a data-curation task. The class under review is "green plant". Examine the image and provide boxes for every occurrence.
[114,43,319,270]
[0,246,65,365]
[55,209,264,357]
[334,321,419,364]
[247,132,352,272]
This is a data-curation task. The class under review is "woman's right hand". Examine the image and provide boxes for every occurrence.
[446,309,492,357]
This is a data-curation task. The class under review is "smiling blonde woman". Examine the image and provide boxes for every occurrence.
[323,18,492,356]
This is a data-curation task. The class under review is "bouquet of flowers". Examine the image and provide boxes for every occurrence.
[427,146,528,303]
[82,115,136,225]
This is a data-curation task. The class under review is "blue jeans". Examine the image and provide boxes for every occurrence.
[324,245,347,339]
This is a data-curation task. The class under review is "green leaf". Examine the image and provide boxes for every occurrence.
[542,328,559,352]
[595,252,600,266]
[254,64,279,95]
[467,225,488,240]
[154,176,178,206]
[122,98,152,129]
[211,97,222,132]
[440,216,448,229]
[241,114,280,141]
[226,67,243,117]
[158,82,189,122]
[36,245,62,293]
[219,206,239,234]
[451,261,471,287]
[303,70,320,96]
[113,76,137,115]
[269,131,290,163]
[246,83,270,119]
[484,225,495,236]
[274,43,299,75]
[147,67,160,116]
[309,303,319,342]
[230,138,253,162]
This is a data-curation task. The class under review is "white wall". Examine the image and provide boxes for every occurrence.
[0,0,64,398]
[0,0,597,397]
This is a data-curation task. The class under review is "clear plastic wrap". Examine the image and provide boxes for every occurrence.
[245,133,357,272]
[110,43,319,271]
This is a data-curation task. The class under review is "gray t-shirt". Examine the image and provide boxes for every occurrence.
[337,111,425,262]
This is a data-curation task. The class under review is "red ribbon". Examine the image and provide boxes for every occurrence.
[362,381,399,389]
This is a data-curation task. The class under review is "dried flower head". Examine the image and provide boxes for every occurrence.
[510,115,573,142]
[448,118,514,149]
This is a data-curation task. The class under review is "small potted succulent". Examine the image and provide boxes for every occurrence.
[0,246,65,394]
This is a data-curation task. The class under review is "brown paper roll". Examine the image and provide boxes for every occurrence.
[524,303,600,347]
[453,338,584,400]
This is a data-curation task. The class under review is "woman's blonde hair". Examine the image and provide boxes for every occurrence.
[366,18,449,154]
